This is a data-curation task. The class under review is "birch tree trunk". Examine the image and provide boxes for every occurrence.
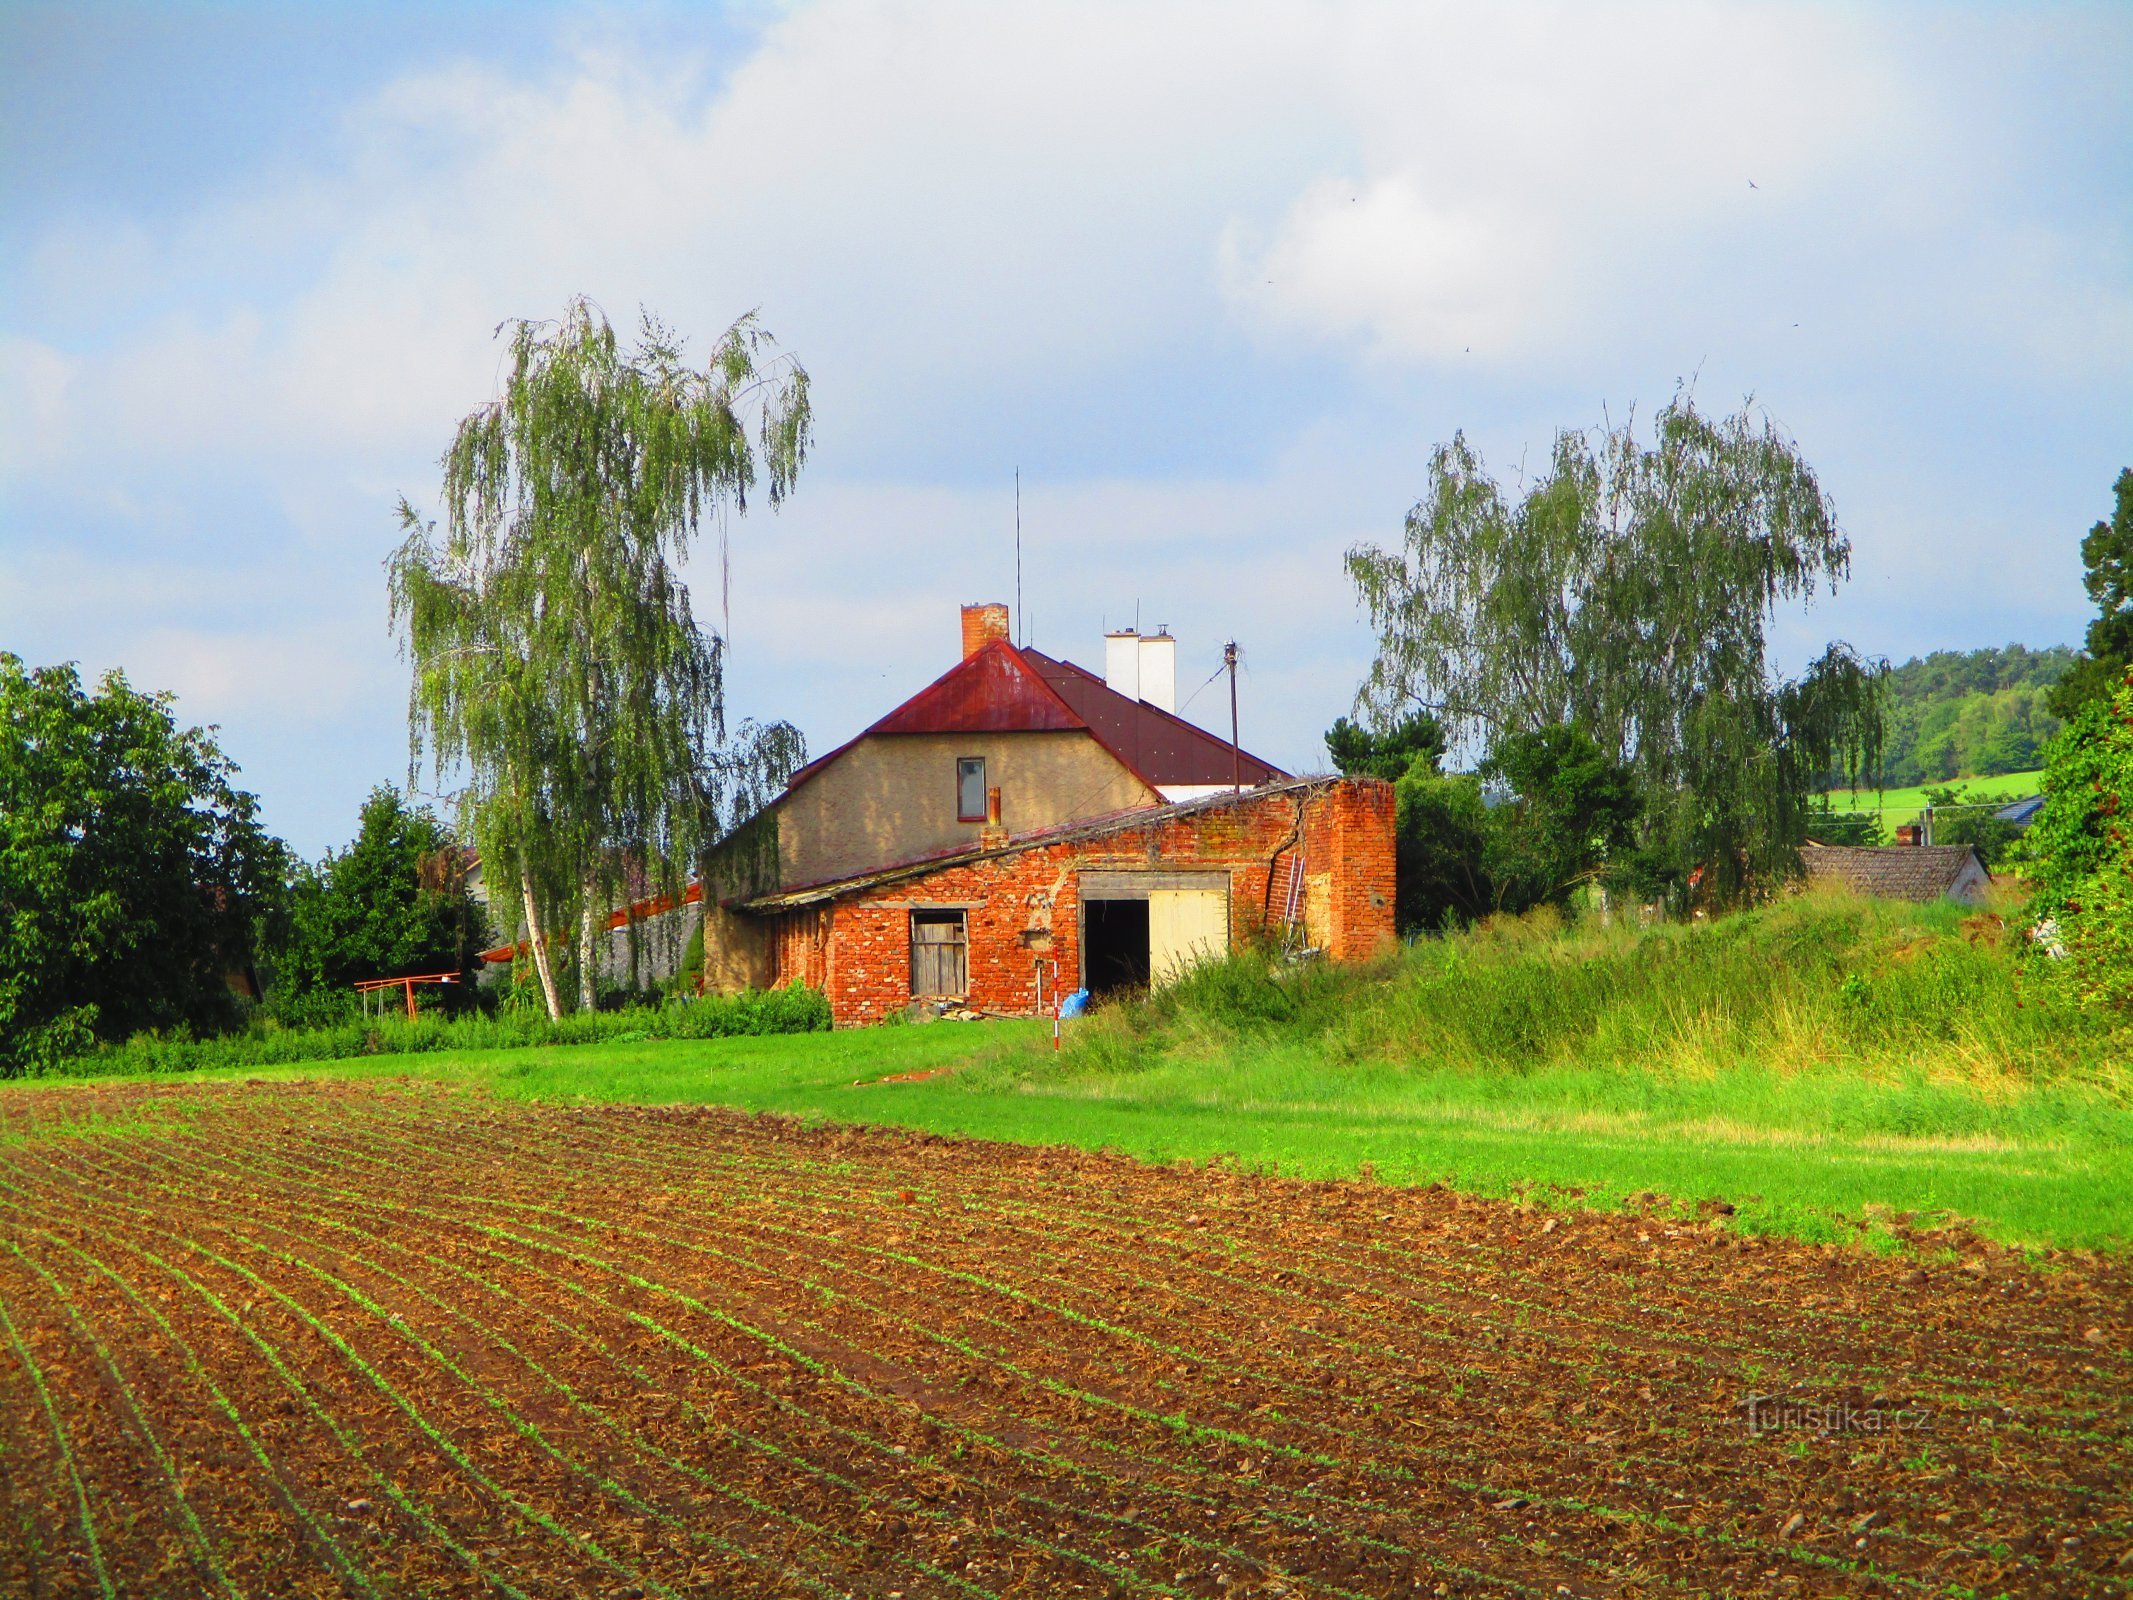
[519,865,562,1020]
[578,879,601,1014]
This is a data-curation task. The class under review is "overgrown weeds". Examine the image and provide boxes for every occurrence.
[1061,886,2124,1092]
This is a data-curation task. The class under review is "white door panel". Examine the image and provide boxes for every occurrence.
[1149,888,1228,985]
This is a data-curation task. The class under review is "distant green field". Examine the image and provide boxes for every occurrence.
[1822,767,2043,827]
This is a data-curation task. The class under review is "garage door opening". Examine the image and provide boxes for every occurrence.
[1080,899,1150,996]
[1077,869,1232,996]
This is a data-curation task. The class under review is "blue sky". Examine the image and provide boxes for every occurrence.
[4,0,2129,858]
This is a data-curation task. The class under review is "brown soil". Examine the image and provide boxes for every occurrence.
[0,1078,2126,1598]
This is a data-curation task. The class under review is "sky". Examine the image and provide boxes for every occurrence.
[3,0,2129,859]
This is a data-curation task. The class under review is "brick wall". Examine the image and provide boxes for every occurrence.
[1305,777,1398,961]
[767,779,1395,1026]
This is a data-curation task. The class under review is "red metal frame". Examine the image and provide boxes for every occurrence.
[352,971,461,1022]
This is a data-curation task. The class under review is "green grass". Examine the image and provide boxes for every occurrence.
[1821,768,2043,826]
[12,890,2128,1254]
[34,983,831,1079]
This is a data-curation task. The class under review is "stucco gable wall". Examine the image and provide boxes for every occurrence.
[774,729,1154,890]
[1950,855,1992,906]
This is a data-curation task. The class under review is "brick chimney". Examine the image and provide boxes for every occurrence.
[1894,823,1922,847]
[980,785,1007,848]
[961,603,1010,660]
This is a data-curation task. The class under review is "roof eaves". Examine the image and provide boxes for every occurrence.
[734,775,1334,912]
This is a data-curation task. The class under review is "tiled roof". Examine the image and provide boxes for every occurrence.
[1797,844,1987,901]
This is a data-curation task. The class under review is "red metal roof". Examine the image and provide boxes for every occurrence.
[869,639,1087,735]
[1020,648,1287,788]
[781,637,1287,799]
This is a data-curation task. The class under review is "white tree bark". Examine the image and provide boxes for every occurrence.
[519,865,562,1021]
[578,878,601,1014]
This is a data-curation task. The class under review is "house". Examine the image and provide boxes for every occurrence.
[1993,795,2044,828]
[697,603,1396,1025]
[1797,842,1992,906]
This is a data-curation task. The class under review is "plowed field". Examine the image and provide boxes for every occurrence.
[0,1079,2125,1599]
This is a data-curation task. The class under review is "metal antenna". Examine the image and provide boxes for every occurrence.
[1014,468,1023,646]
[1224,640,1241,792]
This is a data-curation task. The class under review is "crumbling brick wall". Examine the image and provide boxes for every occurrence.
[761,779,1394,1026]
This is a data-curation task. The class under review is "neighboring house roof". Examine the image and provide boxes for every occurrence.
[478,878,705,965]
[780,637,1287,799]
[737,776,1334,912]
[1994,795,2045,825]
[1798,844,1989,902]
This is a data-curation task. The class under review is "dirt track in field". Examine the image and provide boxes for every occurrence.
[0,1080,2125,1599]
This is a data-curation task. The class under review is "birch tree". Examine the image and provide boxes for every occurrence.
[389,298,810,1016]
[1348,394,1885,906]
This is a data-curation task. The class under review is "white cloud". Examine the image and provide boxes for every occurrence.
[3,0,2126,851]
[0,337,76,473]
[9,0,2127,477]
[1224,177,1543,360]
[1216,2,2133,380]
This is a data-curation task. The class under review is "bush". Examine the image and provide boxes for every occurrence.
[37,983,831,1078]
[2018,674,2133,1009]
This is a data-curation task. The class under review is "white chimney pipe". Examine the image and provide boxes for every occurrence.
[1138,630,1176,713]
[1104,630,1141,702]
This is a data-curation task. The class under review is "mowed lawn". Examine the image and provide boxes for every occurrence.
[44,1017,2132,1255]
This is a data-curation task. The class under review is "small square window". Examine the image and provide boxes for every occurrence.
[911,910,968,998]
[957,757,987,822]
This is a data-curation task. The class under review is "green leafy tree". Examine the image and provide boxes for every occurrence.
[390,298,811,1018]
[1389,770,1495,931]
[1803,801,1885,847]
[265,787,489,1009]
[0,655,282,1072]
[1844,646,2071,788]
[1478,723,1643,909]
[1324,711,1444,782]
[1383,724,1640,934]
[2018,672,2133,1006]
[1931,809,2019,871]
[1348,393,1885,907]
[2047,469,2133,720]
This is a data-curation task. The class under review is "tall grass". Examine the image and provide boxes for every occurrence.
[1056,887,2122,1091]
[37,984,831,1079]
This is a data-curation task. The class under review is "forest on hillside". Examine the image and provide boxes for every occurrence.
[1866,643,2073,785]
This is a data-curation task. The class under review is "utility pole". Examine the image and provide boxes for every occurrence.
[1224,640,1241,792]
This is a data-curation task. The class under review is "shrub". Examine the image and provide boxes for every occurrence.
[37,983,831,1078]
[2018,674,2133,1010]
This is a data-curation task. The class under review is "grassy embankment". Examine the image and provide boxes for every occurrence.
[12,888,2127,1251]
[1822,767,2043,827]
